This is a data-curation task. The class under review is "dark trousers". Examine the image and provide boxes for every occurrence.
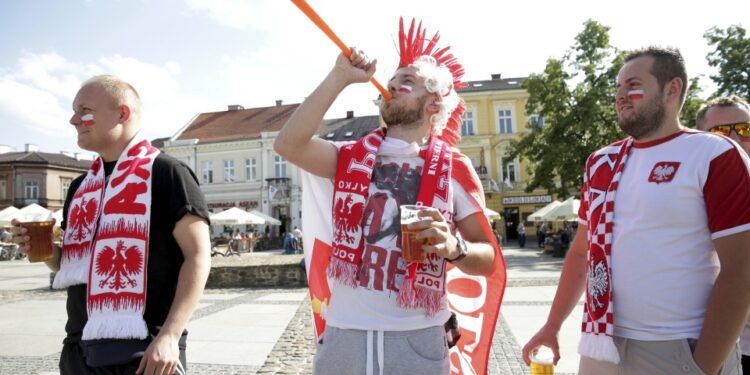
[742,355,749,375]
[518,234,526,248]
[60,335,187,375]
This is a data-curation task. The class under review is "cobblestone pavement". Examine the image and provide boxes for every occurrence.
[0,246,576,374]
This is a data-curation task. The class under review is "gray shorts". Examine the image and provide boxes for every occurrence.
[312,325,450,375]
[579,336,741,375]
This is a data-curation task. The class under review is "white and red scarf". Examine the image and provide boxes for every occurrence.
[328,128,452,316]
[579,137,633,363]
[301,133,507,374]
[53,134,159,341]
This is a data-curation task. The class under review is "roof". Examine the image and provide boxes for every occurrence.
[151,137,169,149]
[458,77,527,93]
[175,103,300,143]
[0,151,91,169]
[318,115,381,142]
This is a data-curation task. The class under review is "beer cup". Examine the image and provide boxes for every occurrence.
[400,205,427,263]
[18,215,55,263]
[530,346,554,375]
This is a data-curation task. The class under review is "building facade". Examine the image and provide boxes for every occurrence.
[0,144,92,211]
[161,102,302,238]
[457,74,554,240]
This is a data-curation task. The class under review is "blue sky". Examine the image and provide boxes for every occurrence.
[1,0,748,157]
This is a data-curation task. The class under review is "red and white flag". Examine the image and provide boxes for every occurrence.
[627,89,644,101]
[301,156,506,375]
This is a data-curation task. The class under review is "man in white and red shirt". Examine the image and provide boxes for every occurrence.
[523,47,750,375]
[275,19,503,375]
[697,95,750,375]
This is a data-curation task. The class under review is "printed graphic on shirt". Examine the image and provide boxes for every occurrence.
[357,160,421,293]
[648,162,680,184]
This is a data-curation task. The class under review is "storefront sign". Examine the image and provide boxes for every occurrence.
[502,195,552,205]
[207,200,259,209]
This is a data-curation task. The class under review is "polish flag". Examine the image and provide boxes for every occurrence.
[300,154,507,375]
[81,114,95,127]
[398,84,413,94]
[627,89,644,101]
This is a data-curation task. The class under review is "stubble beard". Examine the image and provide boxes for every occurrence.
[381,96,428,128]
[618,94,667,140]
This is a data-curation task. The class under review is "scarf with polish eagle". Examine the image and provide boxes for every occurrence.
[327,128,452,316]
[301,17,506,374]
[301,135,507,374]
[578,137,633,363]
[53,134,159,341]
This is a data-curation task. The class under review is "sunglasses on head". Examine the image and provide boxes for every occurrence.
[707,122,750,138]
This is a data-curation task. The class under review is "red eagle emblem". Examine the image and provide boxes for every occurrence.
[334,194,364,244]
[68,198,98,241]
[95,240,144,291]
[648,162,680,184]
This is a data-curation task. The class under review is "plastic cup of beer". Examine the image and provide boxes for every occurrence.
[530,346,554,375]
[17,214,55,263]
[400,205,427,263]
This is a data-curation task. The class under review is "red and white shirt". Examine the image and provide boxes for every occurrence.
[579,129,750,340]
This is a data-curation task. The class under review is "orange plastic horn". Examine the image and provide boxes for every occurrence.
[290,0,392,101]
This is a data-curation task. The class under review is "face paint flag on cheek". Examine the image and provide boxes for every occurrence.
[398,84,413,94]
[627,89,644,101]
[81,114,95,127]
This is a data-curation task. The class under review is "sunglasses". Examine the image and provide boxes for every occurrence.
[707,122,750,138]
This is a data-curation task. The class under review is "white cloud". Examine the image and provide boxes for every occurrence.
[184,0,282,31]
[0,52,187,153]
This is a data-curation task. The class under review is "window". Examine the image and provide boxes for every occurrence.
[61,178,72,199]
[245,158,256,181]
[529,115,545,129]
[274,155,287,178]
[498,109,513,134]
[461,111,475,136]
[0,179,6,200]
[503,159,518,183]
[223,160,235,183]
[25,180,39,199]
[202,161,213,184]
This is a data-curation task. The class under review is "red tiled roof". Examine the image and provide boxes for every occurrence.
[176,103,300,143]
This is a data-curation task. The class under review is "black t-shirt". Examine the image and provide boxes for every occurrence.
[61,153,209,342]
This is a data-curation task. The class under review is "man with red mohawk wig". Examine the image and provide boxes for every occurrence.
[276,18,505,375]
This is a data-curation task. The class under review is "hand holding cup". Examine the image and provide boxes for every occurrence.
[11,215,56,262]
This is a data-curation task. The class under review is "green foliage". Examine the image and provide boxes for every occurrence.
[680,77,705,129]
[505,20,625,198]
[704,25,750,100]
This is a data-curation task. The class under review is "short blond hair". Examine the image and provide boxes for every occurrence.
[82,75,141,119]
[696,95,750,129]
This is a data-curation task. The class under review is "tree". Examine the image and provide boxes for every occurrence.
[704,25,750,100]
[680,77,705,129]
[505,20,624,197]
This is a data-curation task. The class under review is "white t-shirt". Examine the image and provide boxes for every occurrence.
[326,137,480,331]
[588,131,750,340]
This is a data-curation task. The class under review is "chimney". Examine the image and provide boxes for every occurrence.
[346,111,354,119]
[25,144,39,152]
[0,145,12,154]
[491,73,502,80]
[275,100,283,107]
[227,104,244,111]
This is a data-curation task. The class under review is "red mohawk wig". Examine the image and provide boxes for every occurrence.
[398,17,467,147]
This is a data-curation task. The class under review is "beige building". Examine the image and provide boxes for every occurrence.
[160,101,378,240]
[457,74,553,240]
[0,144,91,211]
